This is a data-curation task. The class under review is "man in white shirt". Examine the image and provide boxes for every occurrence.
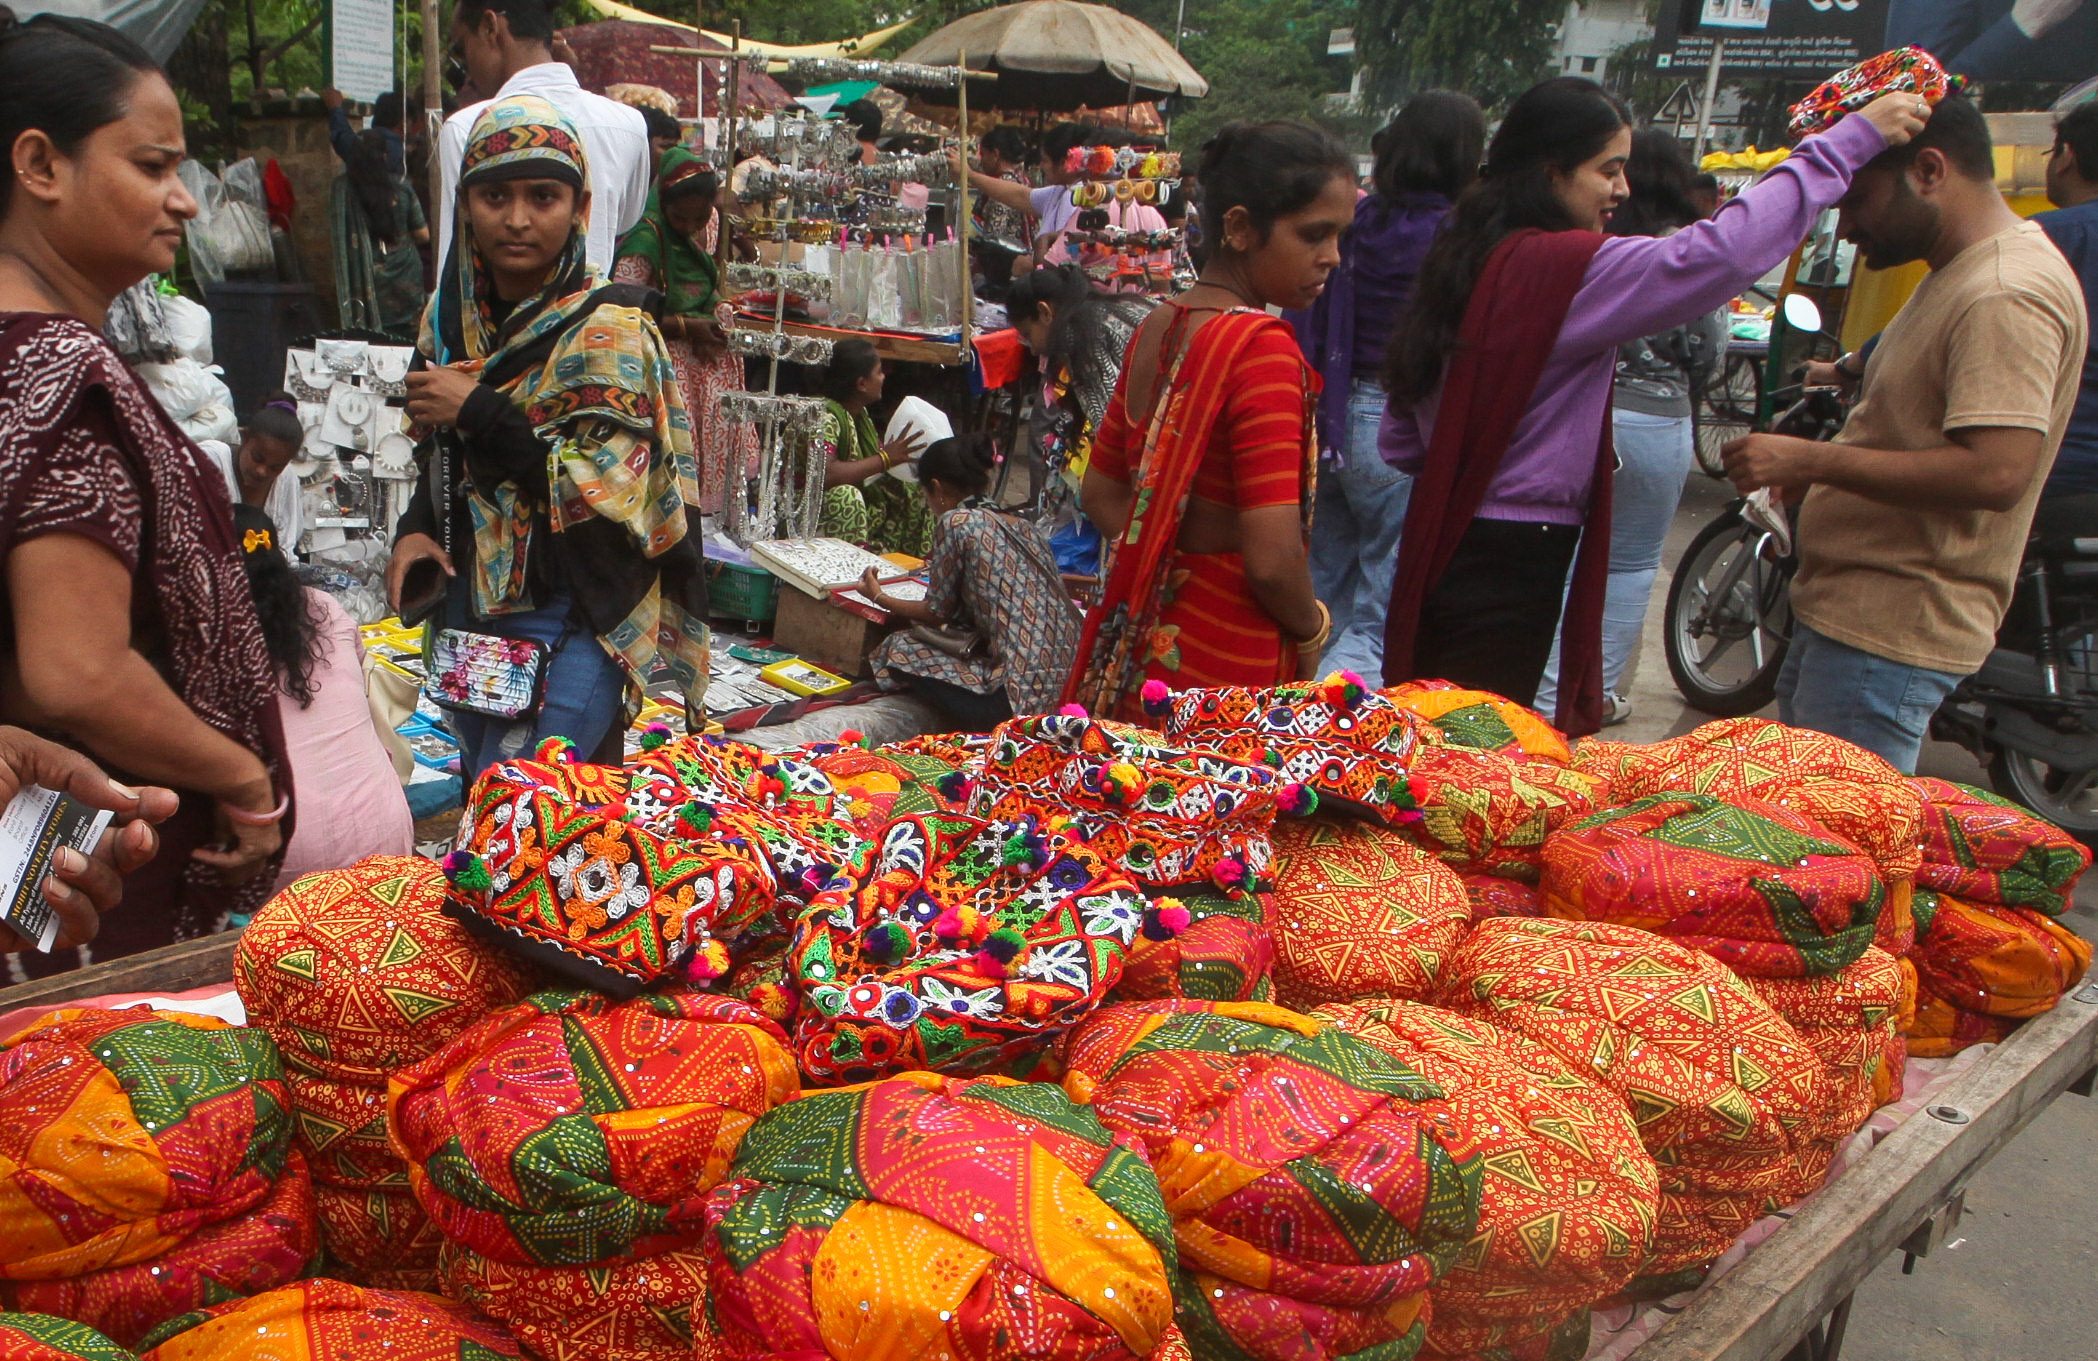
[436,0,651,272]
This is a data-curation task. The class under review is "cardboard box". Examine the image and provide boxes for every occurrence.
[771,588,894,678]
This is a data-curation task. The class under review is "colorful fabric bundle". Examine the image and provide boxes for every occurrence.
[1312,1001,1658,1357]
[285,1068,408,1190]
[135,1280,525,1360]
[1568,739,1667,803]
[444,753,783,994]
[1787,46,1966,139]
[0,1009,293,1283]
[0,1153,318,1349]
[313,1186,443,1291]
[1267,817,1470,1008]
[1113,890,1277,1003]
[696,1071,1190,1361]
[1904,981,2018,1058]
[1909,893,2091,1021]
[438,1242,708,1361]
[789,811,1151,1084]
[235,857,542,1084]
[1402,744,1603,882]
[966,714,1285,891]
[625,735,871,886]
[388,989,799,1266]
[1441,918,1832,1273]
[796,743,966,834]
[1910,779,2091,917]
[1745,948,1907,1144]
[1059,1000,1481,1360]
[1461,872,1545,922]
[1161,678,1425,826]
[1539,793,1885,978]
[1609,718,1925,882]
[1383,682,1572,764]
[0,1314,135,1361]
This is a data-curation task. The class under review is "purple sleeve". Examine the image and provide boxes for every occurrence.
[1555,114,1888,360]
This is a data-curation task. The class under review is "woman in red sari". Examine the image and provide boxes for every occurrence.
[1065,122,1356,720]
[0,9,290,974]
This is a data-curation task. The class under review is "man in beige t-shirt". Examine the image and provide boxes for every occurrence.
[1725,95,2088,772]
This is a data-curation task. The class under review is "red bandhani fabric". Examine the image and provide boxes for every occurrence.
[1383,682,1572,764]
[1568,739,1667,805]
[285,1068,405,1191]
[1059,1000,1480,1360]
[1314,1001,1658,1357]
[235,856,541,1085]
[135,1280,525,1360]
[389,989,798,1266]
[1114,890,1277,1003]
[1268,817,1470,1008]
[1441,918,1833,1274]
[1461,872,1545,922]
[1909,778,2091,917]
[1,1151,317,1350]
[1745,948,1907,1146]
[438,1241,707,1361]
[1909,893,2091,1020]
[696,1071,1190,1361]
[1403,744,1604,882]
[1539,792,1885,978]
[1609,718,1925,882]
[314,1185,442,1292]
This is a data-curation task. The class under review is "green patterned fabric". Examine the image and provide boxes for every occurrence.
[0,1313,138,1361]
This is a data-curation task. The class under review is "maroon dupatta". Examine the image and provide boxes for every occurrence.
[1379,228,1616,737]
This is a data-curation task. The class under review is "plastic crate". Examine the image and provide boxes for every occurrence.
[708,559,779,625]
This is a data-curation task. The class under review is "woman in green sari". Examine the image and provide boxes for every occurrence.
[814,337,933,556]
[333,127,429,336]
[612,145,755,520]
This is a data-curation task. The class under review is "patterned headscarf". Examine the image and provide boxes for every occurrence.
[1788,47,1967,140]
[615,144,721,318]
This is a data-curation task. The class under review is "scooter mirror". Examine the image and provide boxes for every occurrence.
[1782,293,1823,335]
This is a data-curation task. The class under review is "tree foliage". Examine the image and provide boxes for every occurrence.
[1118,0,1360,149]
[1356,0,1561,113]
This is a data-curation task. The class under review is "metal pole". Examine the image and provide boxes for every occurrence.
[1693,37,1725,161]
[1172,0,1187,49]
[715,22,741,278]
[421,0,442,212]
[957,47,974,361]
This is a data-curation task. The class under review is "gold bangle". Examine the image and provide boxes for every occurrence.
[1295,601,1332,653]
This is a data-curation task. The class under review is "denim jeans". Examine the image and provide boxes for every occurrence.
[443,592,629,784]
[1538,407,1695,711]
[1776,621,1965,774]
[1311,379,1412,679]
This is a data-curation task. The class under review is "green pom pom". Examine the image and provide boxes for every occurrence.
[868,920,913,964]
[981,926,1027,963]
[676,800,715,834]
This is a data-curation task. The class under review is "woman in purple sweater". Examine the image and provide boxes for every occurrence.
[1289,91,1485,678]
[1377,76,1927,735]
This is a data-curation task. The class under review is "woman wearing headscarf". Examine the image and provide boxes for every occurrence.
[612,146,757,520]
[384,95,707,779]
[333,125,429,337]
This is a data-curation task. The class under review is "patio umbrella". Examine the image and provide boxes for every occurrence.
[896,0,1208,111]
[558,19,796,118]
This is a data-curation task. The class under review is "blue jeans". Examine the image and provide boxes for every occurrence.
[443,592,629,784]
[1776,621,1965,774]
[1538,407,1695,711]
[1312,379,1412,679]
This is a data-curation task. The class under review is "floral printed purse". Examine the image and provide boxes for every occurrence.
[426,628,549,721]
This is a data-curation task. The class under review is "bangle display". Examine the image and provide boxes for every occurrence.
[224,792,289,826]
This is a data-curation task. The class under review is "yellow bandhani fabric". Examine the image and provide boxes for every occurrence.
[1268,817,1470,1008]
[1910,893,2091,1021]
[1401,744,1604,882]
[136,1280,524,1359]
[1441,918,1833,1274]
[1314,1000,1658,1357]
[1383,682,1572,763]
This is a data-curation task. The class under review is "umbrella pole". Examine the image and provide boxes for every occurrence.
[716,20,742,280]
[958,46,974,362]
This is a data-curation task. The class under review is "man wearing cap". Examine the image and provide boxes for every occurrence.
[1724,84,2088,773]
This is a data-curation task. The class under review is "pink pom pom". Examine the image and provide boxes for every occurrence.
[1158,903,1191,932]
[1140,679,1171,715]
[1057,703,1090,719]
[1211,856,1247,890]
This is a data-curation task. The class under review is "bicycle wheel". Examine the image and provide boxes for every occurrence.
[1692,352,1760,478]
[1665,508,1793,716]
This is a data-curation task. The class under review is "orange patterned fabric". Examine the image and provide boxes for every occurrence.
[1539,793,1885,978]
[1313,1001,1658,1357]
[389,989,799,1266]
[695,1071,1190,1361]
[1059,1000,1481,1361]
[313,1186,442,1291]
[136,1280,524,1360]
[235,857,541,1084]
[1745,949,1906,1144]
[1568,739,1667,803]
[1268,818,1469,1008]
[1903,979,2019,1057]
[1610,718,1925,881]
[438,1242,707,1361]
[0,1009,291,1284]
[1402,745,1603,882]
[1383,682,1572,764]
[1909,893,2090,1020]
[1440,918,1833,1274]
[0,1152,317,1349]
